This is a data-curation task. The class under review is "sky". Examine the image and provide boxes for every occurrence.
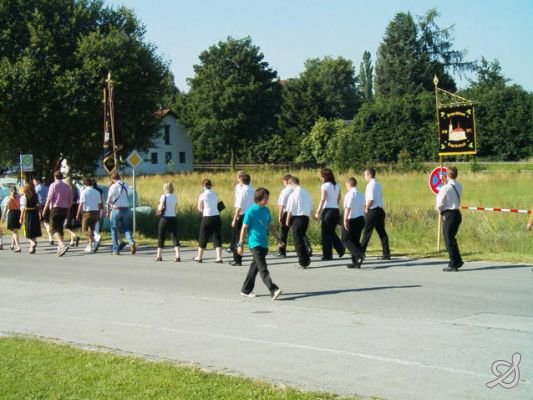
[107,0,533,92]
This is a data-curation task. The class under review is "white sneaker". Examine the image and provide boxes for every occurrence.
[94,233,102,242]
[84,245,92,253]
[271,288,282,300]
[240,291,256,298]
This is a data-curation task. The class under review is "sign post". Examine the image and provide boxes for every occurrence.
[126,150,143,235]
[429,166,447,250]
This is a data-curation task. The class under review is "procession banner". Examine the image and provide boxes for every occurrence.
[438,104,477,156]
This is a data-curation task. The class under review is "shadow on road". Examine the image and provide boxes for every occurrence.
[277,284,422,301]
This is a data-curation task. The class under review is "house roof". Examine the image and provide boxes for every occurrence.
[155,109,178,119]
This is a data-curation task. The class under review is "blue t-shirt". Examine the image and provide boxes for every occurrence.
[243,203,271,249]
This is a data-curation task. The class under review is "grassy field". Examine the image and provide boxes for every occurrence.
[0,336,360,400]
[130,165,532,263]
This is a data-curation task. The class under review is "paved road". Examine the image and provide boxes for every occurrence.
[0,241,532,400]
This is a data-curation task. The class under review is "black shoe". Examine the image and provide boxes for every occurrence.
[346,264,356,269]
[442,267,458,272]
[276,252,286,258]
[338,248,345,258]
[225,247,233,254]
[118,241,127,251]
[320,256,332,261]
[379,254,391,260]
[455,262,464,269]
[230,261,242,266]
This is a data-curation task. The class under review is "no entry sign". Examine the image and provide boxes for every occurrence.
[429,166,447,195]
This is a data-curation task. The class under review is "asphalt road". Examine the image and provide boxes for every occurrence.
[0,241,532,400]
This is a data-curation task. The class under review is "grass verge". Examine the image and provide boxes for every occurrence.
[0,336,365,400]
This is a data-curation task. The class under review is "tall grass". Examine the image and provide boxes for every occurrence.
[130,167,532,263]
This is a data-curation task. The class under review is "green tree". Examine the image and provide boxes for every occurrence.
[352,93,436,162]
[359,50,373,101]
[0,0,173,180]
[278,56,362,160]
[463,61,532,160]
[297,118,358,171]
[375,9,471,97]
[180,36,280,167]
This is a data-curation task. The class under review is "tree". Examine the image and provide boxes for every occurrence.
[278,56,362,159]
[375,9,472,97]
[463,61,532,160]
[359,51,373,101]
[179,36,280,167]
[0,0,173,180]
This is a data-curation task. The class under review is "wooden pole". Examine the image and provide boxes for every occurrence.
[106,72,118,173]
[433,75,442,252]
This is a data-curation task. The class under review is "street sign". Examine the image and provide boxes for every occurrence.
[126,150,143,169]
[20,154,33,172]
[429,166,447,195]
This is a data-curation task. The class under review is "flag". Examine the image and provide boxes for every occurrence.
[103,87,114,173]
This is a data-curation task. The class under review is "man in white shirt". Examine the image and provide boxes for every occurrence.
[227,170,246,254]
[106,172,136,255]
[286,176,313,268]
[436,166,463,271]
[231,173,254,266]
[276,174,293,257]
[360,168,390,263]
[77,177,103,253]
[342,177,366,268]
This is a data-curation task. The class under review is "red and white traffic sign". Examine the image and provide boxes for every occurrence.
[429,166,447,195]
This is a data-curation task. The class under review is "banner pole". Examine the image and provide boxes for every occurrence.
[437,157,443,251]
[132,168,136,236]
[433,75,442,252]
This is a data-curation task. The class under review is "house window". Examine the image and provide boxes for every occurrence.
[151,152,158,164]
[179,152,186,164]
[165,152,172,163]
[164,125,170,145]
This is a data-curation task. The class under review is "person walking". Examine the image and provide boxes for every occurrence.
[33,177,53,245]
[20,183,42,254]
[43,171,72,256]
[231,173,254,266]
[194,179,223,263]
[360,168,390,263]
[436,166,464,272]
[76,177,102,253]
[237,188,283,300]
[64,177,81,247]
[154,182,181,262]
[106,172,136,256]
[89,178,104,252]
[276,174,293,257]
[227,170,246,254]
[285,176,313,268]
[5,186,22,252]
[342,177,366,268]
[314,168,345,260]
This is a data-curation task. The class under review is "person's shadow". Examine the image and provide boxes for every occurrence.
[277,284,422,301]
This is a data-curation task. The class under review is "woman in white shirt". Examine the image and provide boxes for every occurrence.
[155,182,181,262]
[314,168,345,260]
[194,179,223,263]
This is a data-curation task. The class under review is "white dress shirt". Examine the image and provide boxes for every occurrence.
[321,182,340,209]
[365,179,384,209]
[80,187,102,211]
[235,184,254,215]
[107,180,129,208]
[277,186,293,209]
[286,186,313,216]
[343,188,365,219]
[436,180,462,212]
[199,189,219,217]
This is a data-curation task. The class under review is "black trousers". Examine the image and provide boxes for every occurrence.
[442,210,463,268]
[360,207,390,256]
[320,208,345,259]
[291,216,311,267]
[278,211,289,255]
[157,216,180,248]
[342,216,365,262]
[199,215,222,248]
[232,214,244,263]
[241,247,279,295]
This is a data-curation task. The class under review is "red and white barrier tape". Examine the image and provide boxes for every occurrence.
[461,206,531,214]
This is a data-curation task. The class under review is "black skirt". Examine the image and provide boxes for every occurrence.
[24,209,42,239]
[7,209,21,230]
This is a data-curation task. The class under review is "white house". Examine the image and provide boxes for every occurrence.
[96,109,193,175]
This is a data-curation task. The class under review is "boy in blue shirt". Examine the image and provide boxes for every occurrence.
[237,188,282,300]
